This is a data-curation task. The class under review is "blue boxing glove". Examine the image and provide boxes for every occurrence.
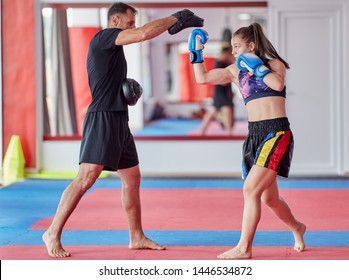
[188,29,209,64]
[236,53,271,80]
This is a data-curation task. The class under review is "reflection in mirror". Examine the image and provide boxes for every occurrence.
[140,7,267,138]
[41,4,267,138]
[42,6,109,137]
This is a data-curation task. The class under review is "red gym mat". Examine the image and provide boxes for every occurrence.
[1,245,348,260]
[31,188,349,231]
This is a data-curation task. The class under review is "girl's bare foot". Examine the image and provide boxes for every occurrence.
[293,222,306,252]
[217,247,251,259]
[42,231,71,258]
[129,236,165,250]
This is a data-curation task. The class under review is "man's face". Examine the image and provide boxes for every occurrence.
[116,9,136,29]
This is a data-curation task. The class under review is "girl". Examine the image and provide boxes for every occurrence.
[190,23,306,259]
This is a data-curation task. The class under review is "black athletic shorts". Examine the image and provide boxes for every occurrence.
[242,117,294,179]
[213,87,234,109]
[79,111,139,171]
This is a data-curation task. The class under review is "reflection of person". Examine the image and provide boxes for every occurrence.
[198,44,235,135]
[150,101,166,121]
[43,2,203,258]
[189,24,306,259]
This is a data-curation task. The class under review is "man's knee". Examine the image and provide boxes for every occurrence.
[75,164,103,191]
[118,165,141,189]
[122,175,140,190]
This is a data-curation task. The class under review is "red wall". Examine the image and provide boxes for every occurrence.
[69,27,100,135]
[179,53,215,102]
[2,0,36,168]
[1,1,100,168]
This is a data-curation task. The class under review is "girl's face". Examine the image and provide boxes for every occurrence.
[231,36,253,58]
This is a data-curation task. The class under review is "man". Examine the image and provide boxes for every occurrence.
[43,2,203,258]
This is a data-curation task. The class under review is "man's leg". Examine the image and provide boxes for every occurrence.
[43,163,103,257]
[198,107,217,135]
[221,105,234,135]
[117,165,165,250]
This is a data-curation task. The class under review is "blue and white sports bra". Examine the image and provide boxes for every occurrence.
[238,71,286,104]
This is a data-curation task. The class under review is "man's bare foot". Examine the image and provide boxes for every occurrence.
[129,236,165,250]
[217,247,251,259]
[293,222,306,252]
[42,231,71,258]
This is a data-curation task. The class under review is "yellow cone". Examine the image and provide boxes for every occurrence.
[2,135,25,186]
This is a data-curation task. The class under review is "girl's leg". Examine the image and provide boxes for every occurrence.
[261,180,306,252]
[218,166,277,259]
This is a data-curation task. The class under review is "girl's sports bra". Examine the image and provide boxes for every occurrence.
[238,71,286,104]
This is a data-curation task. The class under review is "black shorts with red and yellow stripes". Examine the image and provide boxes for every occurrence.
[242,117,294,179]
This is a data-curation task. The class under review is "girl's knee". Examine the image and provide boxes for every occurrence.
[243,182,261,198]
[261,194,279,208]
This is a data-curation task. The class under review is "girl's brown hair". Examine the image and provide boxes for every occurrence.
[233,22,290,69]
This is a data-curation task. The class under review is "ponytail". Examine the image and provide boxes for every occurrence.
[234,23,290,69]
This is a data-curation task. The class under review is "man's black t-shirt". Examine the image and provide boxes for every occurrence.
[86,28,128,113]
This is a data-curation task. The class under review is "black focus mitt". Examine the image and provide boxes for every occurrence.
[168,9,204,35]
[122,78,143,106]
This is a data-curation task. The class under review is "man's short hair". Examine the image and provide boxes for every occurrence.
[107,2,137,21]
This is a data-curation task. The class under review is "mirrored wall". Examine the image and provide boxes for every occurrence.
[40,2,267,138]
